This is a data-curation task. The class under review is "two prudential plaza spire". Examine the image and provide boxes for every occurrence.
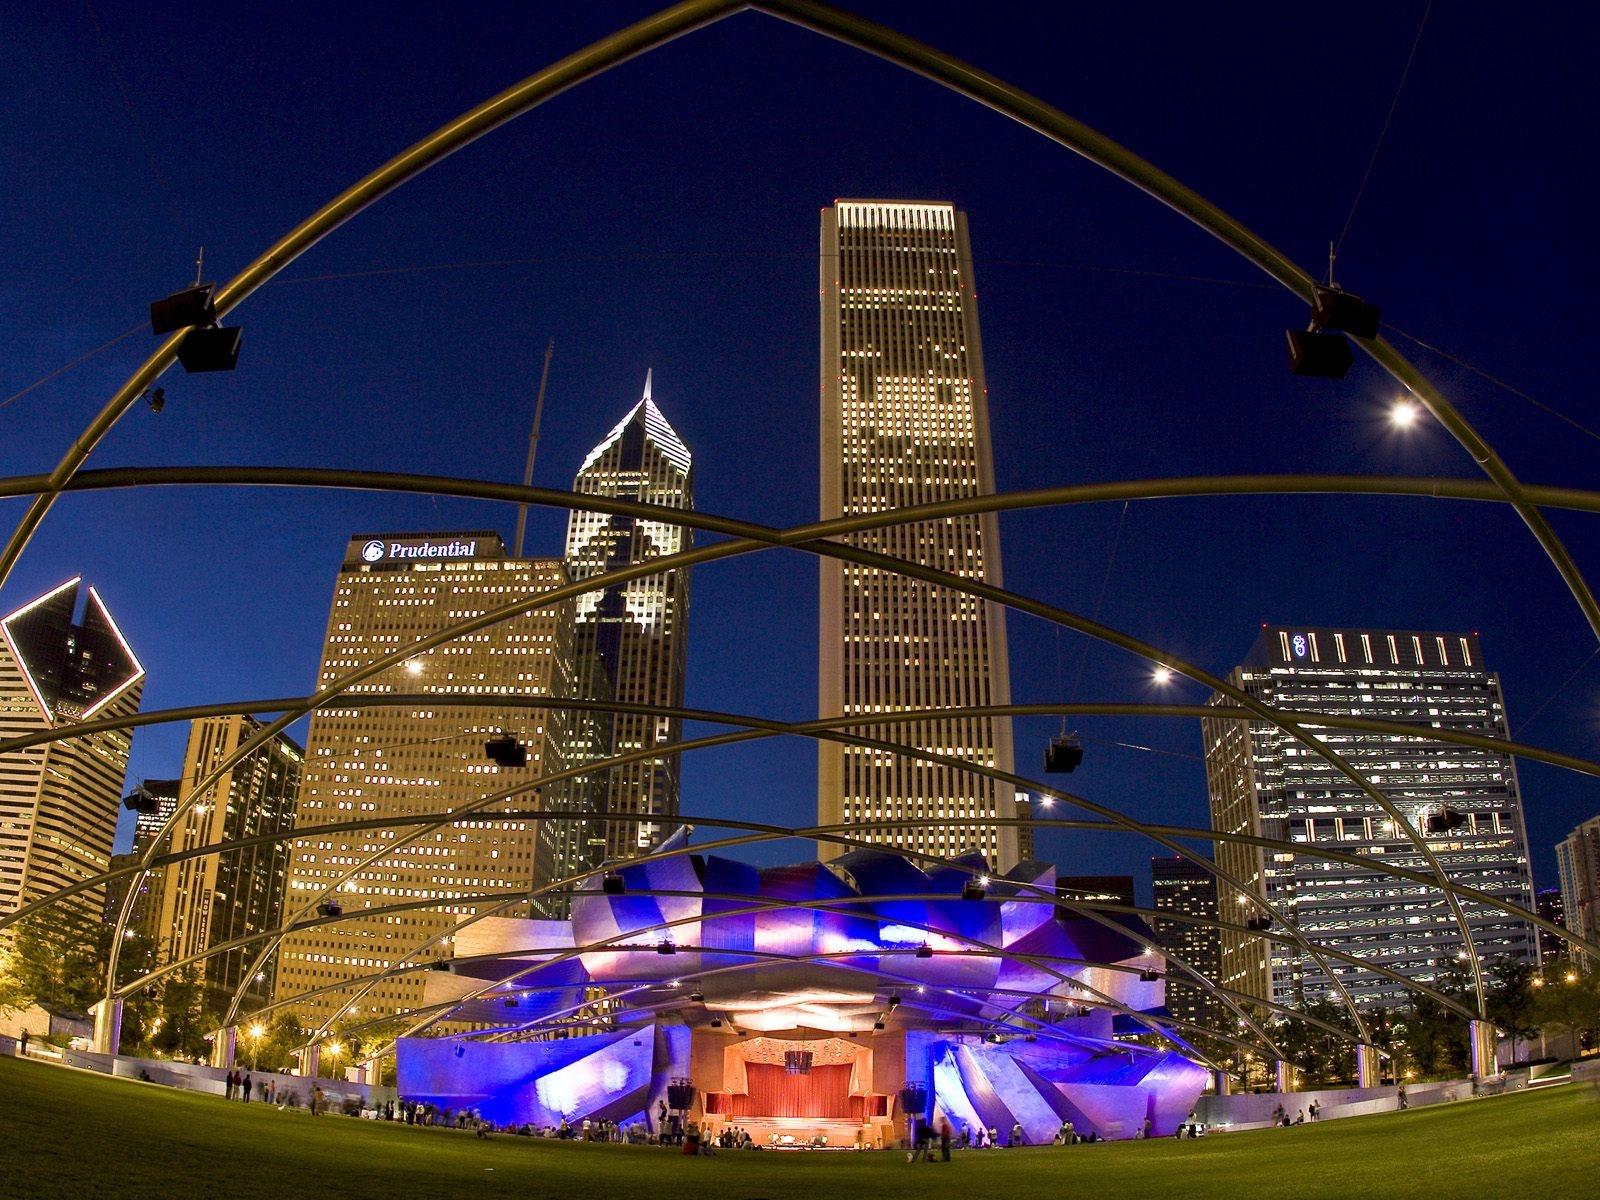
[563,197,1023,874]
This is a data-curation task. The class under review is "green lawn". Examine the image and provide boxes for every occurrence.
[1,1055,1595,1200]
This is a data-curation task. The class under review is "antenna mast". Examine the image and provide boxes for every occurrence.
[512,339,555,558]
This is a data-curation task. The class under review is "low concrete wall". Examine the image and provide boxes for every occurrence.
[4,1042,394,1111]
[1572,1058,1600,1085]
[1194,1077,1473,1130]
[108,1056,395,1110]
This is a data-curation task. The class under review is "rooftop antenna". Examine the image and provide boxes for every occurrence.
[1325,240,1337,289]
[193,246,205,288]
[512,338,555,558]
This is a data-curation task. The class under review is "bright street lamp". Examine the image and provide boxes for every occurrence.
[1390,399,1421,428]
[1152,665,1173,685]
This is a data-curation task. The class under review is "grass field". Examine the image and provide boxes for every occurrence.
[1,1056,1595,1200]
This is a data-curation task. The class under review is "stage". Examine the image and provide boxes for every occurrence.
[698,1035,893,1149]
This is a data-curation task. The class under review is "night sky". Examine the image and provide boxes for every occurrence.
[3,2,1594,899]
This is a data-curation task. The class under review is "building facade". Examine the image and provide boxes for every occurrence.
[102,778,183,940]
[1149,855,1225,1041]
[272,533,611,1026]
[151,716,302,1009]
[564,378,693,859]
[1058,875,1137,908]
[0,578,143,936]
[1534,886,1568,967]
[817,199,1019,870]
[1203,626,1538,1009]
[1556,816,1599,971]
[129,778,181,851]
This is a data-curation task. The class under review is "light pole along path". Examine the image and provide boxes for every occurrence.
[1,0,1588,1027]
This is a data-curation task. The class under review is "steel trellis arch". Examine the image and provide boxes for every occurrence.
[2,0,1585,1029]
[5,691,1587,1022]
[210,698,1360,1039]
[5,688,1584,1039]
[72,471,1528,1020]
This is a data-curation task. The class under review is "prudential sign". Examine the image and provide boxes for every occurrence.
[354,536,485,565]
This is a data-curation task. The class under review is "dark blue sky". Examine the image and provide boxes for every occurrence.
[3,2,1594,897]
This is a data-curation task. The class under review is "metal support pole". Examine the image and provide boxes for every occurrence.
[297,1043,321,1080]
[1273,1059,1295,1093]
[90,997,123,1057]
[1355,1044,1380,1089]
[210,1026,238,1069]
[1469,1019,1499,1084]
[1212,1068,1232,1097]
[511,338,554,558]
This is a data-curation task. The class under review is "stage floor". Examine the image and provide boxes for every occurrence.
[705,1115,890,1150]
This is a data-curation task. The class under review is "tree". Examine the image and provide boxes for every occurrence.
[148,967,218,1061]
[1533,960,1600,1056]
[1485,957,1539,1061]
[259,1010,308,1072]
[0,909,111,1018]
[1276,997,1359,1085]
[1394,956,1473,1078]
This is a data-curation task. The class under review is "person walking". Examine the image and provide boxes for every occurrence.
[1010,1121,1023,1148]
[242,1074,253,1103]
[939,1117,952,1162]
[311,1085,324,1116]
[908,1117,930,1163]
[18,1030,28,1057]
[1397,1084,1408,1111]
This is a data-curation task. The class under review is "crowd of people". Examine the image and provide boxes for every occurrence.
[221,1068,331,1114]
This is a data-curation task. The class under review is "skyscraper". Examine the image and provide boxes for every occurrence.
[0,578,143,934]
[272,533,611,1026]
[102,778,182,938]
[128,778,181,852]
[152,715,302,1009]
[1556,816,1599,971]
[1203,626,1538,1009]
[564,377,693,860]
[818,199,1019,870]
[1534,886,1568,967]
[1149,855,1225,1040]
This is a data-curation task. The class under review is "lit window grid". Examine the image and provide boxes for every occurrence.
[274,552,609,1028]
[1203,626,1539,1008]
[819,201,1019,870]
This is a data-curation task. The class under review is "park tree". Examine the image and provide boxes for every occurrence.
[1485,957,1540,1060]
[258,1009,308,1071]
[1277,997,1359,1085]
[1533,959,1600,1055]
[149,967,219,1061]
[1394,956,1473,1078]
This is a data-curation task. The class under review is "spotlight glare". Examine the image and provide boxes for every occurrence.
[1390,399,1420,428]
[1152,666,1173,684]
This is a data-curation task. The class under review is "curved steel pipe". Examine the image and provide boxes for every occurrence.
[0,0,749,593]
[7,0,1586,1023]
[754,0,1600,647]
